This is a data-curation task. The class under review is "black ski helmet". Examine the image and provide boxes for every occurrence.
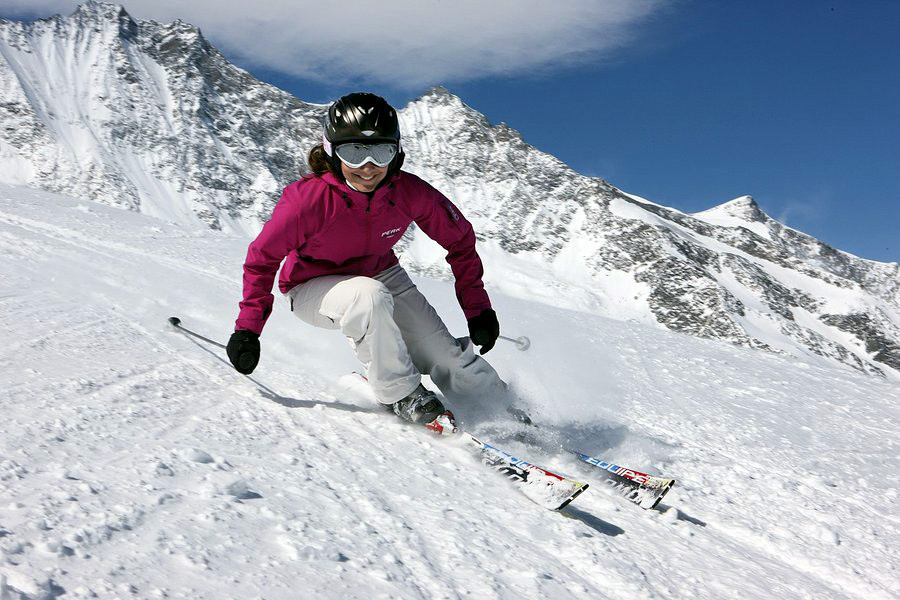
[323,92,404,178]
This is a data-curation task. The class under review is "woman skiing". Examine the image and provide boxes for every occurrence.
[227,92,506,431]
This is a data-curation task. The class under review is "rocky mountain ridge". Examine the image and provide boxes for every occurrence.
[1,1,898,376]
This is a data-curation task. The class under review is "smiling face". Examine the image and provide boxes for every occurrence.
[340,160,389,193]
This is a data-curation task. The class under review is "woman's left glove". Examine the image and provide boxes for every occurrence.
[227,330,260,374]
[467,309,500,355]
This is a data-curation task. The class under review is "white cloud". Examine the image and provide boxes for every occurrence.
[5,0,668,88]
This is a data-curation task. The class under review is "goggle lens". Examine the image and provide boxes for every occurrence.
[334,143,398,168]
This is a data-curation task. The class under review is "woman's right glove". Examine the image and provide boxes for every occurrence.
[467,309,500,355]
[227,330,260,374]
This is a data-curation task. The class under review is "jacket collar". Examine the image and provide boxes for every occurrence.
[321,171,400,202]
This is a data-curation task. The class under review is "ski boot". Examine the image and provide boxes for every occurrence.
[391,384,457,435]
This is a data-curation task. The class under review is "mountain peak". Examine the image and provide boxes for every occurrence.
[72,0,131,22]
[68,1,140,40]
[695,195,767,223]
[425,85,452,97]
[415,85,464,108]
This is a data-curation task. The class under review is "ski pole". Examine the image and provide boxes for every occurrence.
[167,316,226,349]
[167,316,289,401]
[499,334,531,351]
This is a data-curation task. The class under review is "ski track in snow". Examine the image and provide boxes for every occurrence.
[0,184,898,599]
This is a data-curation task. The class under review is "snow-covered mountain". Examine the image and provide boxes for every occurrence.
[0,0,320,229]
[1,1,898,377]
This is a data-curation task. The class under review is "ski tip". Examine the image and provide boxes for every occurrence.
[654,479,676,508]
[167,316,181,327]
[556,482,589,511]
[642,479,675,510]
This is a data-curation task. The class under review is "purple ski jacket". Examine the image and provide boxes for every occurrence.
[235,171,492,334]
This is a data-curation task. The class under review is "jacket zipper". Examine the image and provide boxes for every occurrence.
[364,193,373,256]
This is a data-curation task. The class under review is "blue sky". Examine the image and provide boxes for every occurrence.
[5,1,899,262]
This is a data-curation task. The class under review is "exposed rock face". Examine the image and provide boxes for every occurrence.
[2,2,898,376]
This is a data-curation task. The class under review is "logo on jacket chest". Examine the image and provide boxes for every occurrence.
[381,227,403,238]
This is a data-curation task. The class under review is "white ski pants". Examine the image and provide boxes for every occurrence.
[285,264,506,405]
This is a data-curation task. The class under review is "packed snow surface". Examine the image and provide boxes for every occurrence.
[0,183,898,599]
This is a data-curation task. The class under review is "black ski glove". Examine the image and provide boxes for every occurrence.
[227,330,260,374]
[467,309,500,355]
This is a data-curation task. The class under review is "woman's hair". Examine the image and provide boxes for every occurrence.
[307,143,338,176]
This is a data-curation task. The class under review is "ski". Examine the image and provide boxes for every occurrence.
[501,403,675,510]
[461,432,588,511]
[570,451,674,509]
[397,403,588,511]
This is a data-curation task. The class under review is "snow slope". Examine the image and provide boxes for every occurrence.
[1,183,898,599]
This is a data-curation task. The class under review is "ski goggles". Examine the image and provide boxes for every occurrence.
[334,142,399,168]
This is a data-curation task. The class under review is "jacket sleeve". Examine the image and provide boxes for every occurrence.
[410,180,492,318]
[235,188,304,334]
